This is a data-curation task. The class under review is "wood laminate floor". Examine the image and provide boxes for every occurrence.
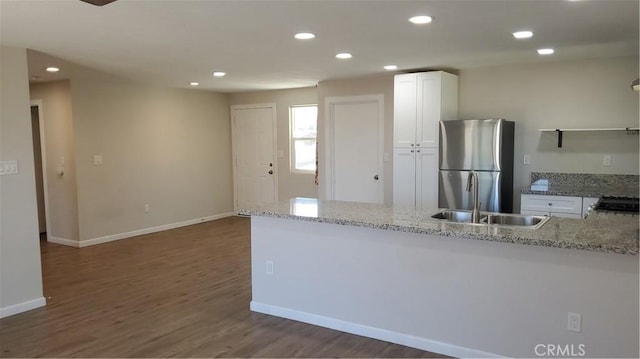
[0,216,447,358]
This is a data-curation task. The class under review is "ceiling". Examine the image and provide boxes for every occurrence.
[1,0,638,92]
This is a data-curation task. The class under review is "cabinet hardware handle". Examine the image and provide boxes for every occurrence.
[410,144,414,147]
[416,149,421,153]
[416,144,420,147]
[548,203,552,206]
[410,150,414,153]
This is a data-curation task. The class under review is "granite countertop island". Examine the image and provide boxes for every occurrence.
[247,197,639,357]
[239,197,639,255]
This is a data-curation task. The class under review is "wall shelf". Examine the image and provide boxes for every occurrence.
[538,127,640,148]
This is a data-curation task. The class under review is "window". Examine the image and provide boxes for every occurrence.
[290,105,318,173]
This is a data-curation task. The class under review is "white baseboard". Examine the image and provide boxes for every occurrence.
[48,236,79,247]
[79,212,235,247]
[250,301,503,359]
[0,297,46,318]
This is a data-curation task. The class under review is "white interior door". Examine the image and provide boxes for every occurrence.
[326,95,384,204]
[232,105,277,210]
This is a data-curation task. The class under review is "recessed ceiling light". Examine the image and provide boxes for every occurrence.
[537,48,555,55]
[512,31,533,39]
[213,72,226,77]
[294,32,316,40]
[409,15,432,24]
[336,53,352,59]
[384,65,398,70]
[46,67,60,72]
[190,82,200,86]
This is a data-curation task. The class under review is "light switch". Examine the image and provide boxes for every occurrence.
[383,152,391,162]
[0,160,19,175]
[93,155,103,165]
[602,155,611,167]
[277,150,284,159]
[523,154,530,165]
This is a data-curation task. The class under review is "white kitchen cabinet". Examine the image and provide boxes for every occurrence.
[416,147,439,210]
[393,71,458,148]
[393,147,439,210]
[392,148,416,206]
[393,71,458,209]
[521,194,596,218]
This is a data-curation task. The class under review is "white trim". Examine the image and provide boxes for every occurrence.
[230,103,279,210]
[48,236,80,247]
[78,212,234,247]
[0,297,46,318]
[324,95,385,203]
[30,100,51,237]
[250,301,504,359]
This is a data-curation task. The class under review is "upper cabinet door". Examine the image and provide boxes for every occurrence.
[417,72,458,148]
[394,71,458,149]
[416,74,440,148]
[393,74,417,147]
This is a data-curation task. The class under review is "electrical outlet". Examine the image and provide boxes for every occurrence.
[266,260,274,275]
[93,154,103,165]
[144,203,150,213]
[603,155,611,167]
[568,312,581,332]
[523,154,531,165]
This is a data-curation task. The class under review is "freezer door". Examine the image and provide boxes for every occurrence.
[439,170,502,212]
[439,119,505,171]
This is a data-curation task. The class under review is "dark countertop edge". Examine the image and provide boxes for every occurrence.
[239,210,639,256]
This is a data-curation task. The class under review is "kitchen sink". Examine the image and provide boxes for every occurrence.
[482,213,550,229]
[430,209,486,223]
[430,209,549,229]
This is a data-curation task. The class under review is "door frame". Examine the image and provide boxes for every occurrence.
[230,103,278,210]
[324,94,384,203]
[30,100,51,236]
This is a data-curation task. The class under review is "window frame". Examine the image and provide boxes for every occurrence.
[289,104,318,174]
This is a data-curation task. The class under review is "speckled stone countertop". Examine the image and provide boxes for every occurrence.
[239,198,639,256]
[521,172,639,197]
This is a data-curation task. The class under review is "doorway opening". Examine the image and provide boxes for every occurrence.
[30,102,49,243]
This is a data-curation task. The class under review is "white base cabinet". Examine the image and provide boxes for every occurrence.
[393,147,438,210]
[521,194,599,218]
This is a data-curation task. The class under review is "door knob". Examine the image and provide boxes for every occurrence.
[268,170,273,175]
[373,175,379,180]
[269,163,273,167]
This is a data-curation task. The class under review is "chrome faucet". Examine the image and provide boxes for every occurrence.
[466,171,481,223]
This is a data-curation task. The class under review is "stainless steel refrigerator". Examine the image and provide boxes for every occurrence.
[439,119,514,213]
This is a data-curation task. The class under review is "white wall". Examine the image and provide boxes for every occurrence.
[317,75,394,204]
[0,46,45,316]
[229,87,318,201]
[29,80,80,242]
[459,56,639,210]
[70,77,234,242]
[251,216,639,358]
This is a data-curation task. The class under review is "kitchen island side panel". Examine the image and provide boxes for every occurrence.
[250,216,639,358]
